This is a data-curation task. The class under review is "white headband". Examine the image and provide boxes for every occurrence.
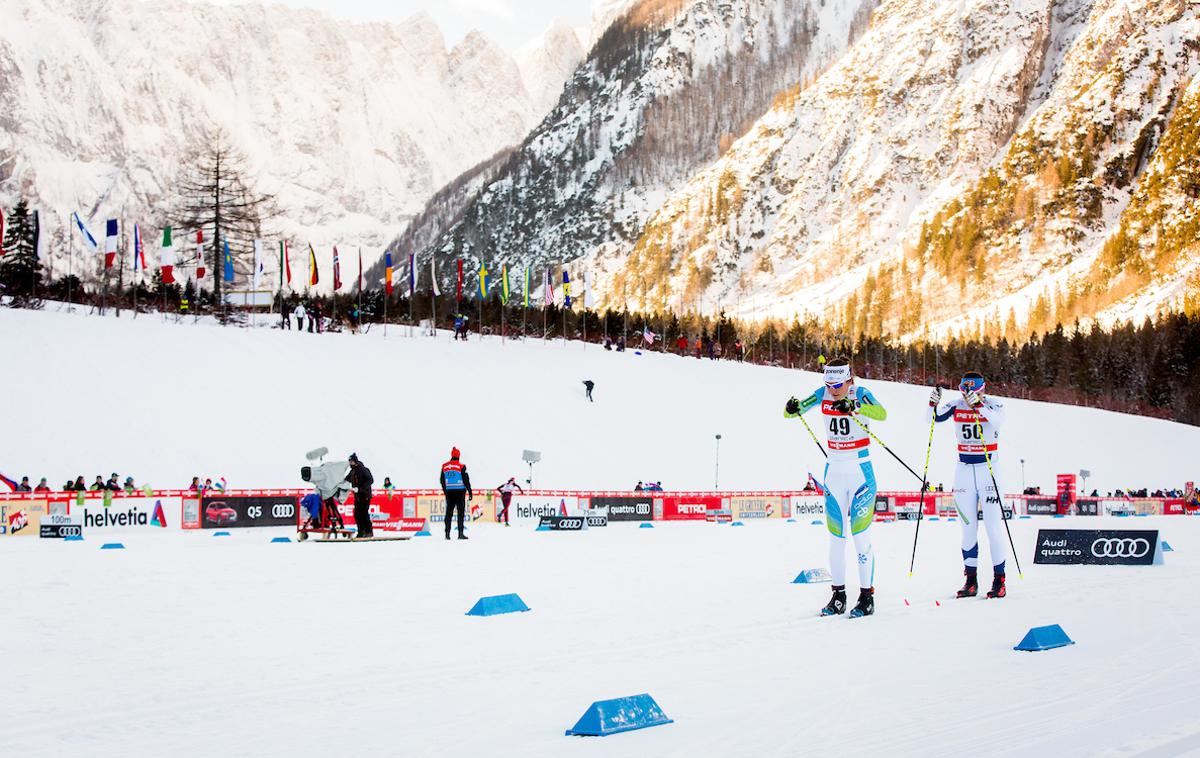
[824,364,852,385]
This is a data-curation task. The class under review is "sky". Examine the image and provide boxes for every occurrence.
[203,0,594,51]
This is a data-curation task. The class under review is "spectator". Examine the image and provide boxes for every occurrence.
[189,477,201,491]
[616,336,626,352]
[17,476,32,492]
[694,336,702,358]
[34,478,51,493]
[64,478,76,492]
[676,334,688,355]
[105,473,121,492]
[734,339,744,361]
[294,302,307,331]
[90,475,105,491]
[383,477,394,494]
[347,453,374,539]
[203,478,214,492]
[313,303,324,333]
[935,483,944,492]
[714,342,723,359]
[124,476,137,494]
[348,305,360,334]
[281,300,292,330]
[73,476,86,491]
[583,380,595,402]
[634,481,644,491]
[706,338,714,359]
[654,481,664,491]
[603,336,613,351]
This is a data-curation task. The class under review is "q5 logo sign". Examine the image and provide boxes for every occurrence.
[1033,529,1160,566]
[200,496,298,529]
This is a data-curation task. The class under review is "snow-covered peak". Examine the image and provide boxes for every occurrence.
[515,19,588,116]
[591,0,638,39]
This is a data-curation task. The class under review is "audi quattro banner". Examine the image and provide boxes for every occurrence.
[1025,497,1058,516]
[1034,529,1160,566]
[1075,498,1100,516]
[200,495,297,529]
[538,515,586,531]
[587,496,652,522]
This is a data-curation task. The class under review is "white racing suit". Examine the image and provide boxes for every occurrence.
[928,398,1008,574]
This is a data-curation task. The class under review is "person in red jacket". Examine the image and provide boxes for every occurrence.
[439,447,473,540]
[496,477,524,526]
[676,334,688,355]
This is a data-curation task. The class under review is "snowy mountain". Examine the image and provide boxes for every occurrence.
[385,0,879,292]
[0,0,584,285]
[609,0,1200,337]
[400,0,1197,338]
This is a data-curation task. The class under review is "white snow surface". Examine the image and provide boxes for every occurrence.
[2,304,1197,495]
[5,516,1200,756]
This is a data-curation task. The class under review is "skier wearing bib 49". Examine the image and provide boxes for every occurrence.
[927,372,1009,599]
[785,358,887,618]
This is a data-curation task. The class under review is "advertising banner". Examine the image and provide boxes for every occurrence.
[1075,498,1100,516]
[589,496,652,522]
[1034,529,1159,566]
[1056,473,1077,515]
[662,495,723,521]
[1026,497,1057,516]
[339,492,427,532]
[1163,499,1185,515]
[182,498,201,529]
[585,514,608,528]
[1,499,46,537]
[200,495,297,529]
[505,495,579,524]
[39,514,82,539]
[789,495,825,519]
[537,515,586,531]
[72,497,173,531]
[730,496,783,520]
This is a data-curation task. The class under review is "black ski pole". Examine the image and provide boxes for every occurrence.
[846,412,924,484]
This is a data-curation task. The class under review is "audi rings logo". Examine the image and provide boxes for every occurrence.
[272,504,295,518]
[1091,538,1150,558]
[60,525,82,537]
[559,518,582,529]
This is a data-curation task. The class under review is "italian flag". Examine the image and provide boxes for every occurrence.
[280,241,291,287]
[161,227,175,284]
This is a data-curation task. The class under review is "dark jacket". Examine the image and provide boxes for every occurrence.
[349,463,374,492]
[440,460,472,497]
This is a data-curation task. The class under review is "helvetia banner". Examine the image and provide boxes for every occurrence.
[200,495,298,529]
[1033,529,1159,566]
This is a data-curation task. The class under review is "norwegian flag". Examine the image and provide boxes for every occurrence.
[195,230,206,279]
[333,246,342,290]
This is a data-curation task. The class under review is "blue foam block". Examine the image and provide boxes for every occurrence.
[414,530,431,537]
[271,536,291,543]
[536,524,551,531]
[810,519,822,525]
[1014,624,1075,652]
[639,523,654,529]
[1162,541,1174,552]
[466,593,530,617]
[1053,514,1065,519]
[65,535,84,541]
[792,568,833,584]
[786,519,796,523]
[213,531,231,537]
[565,693,673,737]
[929,517,940,521]
[1019,515,1032,520]
[1135,513,1149,518]
[100,543,124,550]
[730,521,745,527]
[1115,513,1129,517]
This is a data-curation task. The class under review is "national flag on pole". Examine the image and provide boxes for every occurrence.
[0,471,19,492]
[160,227,176,284]
[643,325,657,345]
[583,270,596,309]
[308,244,319,286]
[562,270,572,308]
[385,252,394,296]
[195,230,206,279]
[73,212,99,253]
[280,241,291,287]
[0,206,5,256]
[104,219,119,269]
[456,259,463,300]
[500,263,510,304]
[357,248,363,293]
[479,261,489,299]
[523,267,530,309]
[431,258,441,296]
[544,267,554,305]
[223,239,234,282]
[252,239,264,290]
[132,223,145,271]
[407,253,415,296]
[332,246,342,290]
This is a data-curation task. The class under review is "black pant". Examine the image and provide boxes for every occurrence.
[354,489,373,535]
[444,491,466,536]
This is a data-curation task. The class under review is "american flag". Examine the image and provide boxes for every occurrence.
[643,326,657,345]
[544,266,555,305]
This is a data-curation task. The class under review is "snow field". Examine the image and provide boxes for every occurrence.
[4,515,1200,757]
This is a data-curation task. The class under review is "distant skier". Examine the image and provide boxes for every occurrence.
[583,380,595,402]
[928,372,1009,599]
[496,477,524,526]
[294,302,307,331]
[785,358,887,618]
[440,447,472,540]
[347,453,374,539]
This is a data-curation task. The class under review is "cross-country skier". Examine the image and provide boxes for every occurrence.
[583,380,595,402]
[785,358,887,618]
[496,477,524,526]
[927,371,1009,598]
[440,447,472,540]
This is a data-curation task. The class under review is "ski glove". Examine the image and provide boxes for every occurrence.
[929,386,942,406]
[831,397,858,414]
[785,397,801,416]
[964,390,983,408]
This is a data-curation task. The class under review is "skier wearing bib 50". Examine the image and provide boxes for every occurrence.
[927,371,1008,599]
[785,358,887,618]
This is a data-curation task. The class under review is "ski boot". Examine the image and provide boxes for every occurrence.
[820,586,847,616]
[956,569,979,598]
[848,587,875,618]
[458,532,469,540]
[986,573,1006,598]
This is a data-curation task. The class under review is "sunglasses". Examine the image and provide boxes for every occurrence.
[825,380,849,390]
[960,378,985,393]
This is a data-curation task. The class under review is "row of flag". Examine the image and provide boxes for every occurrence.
[65,215,598,305]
